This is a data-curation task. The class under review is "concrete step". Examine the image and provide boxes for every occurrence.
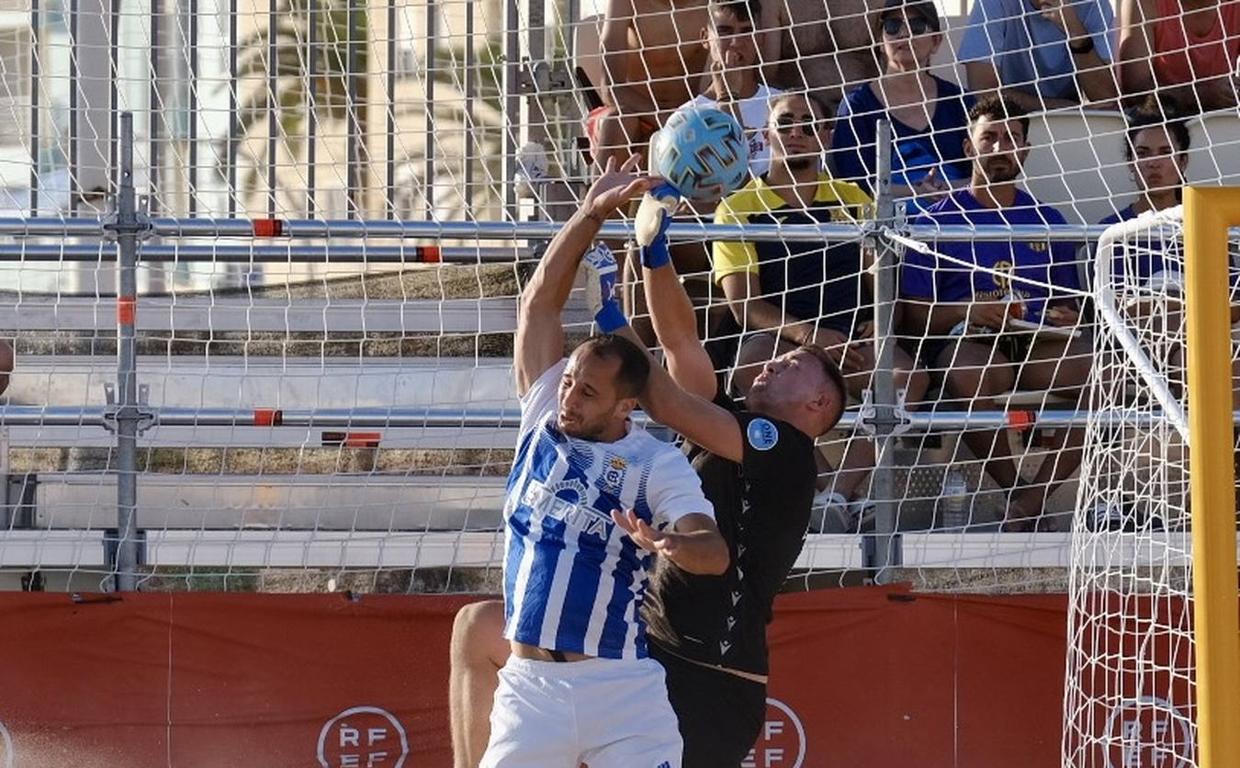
[9,355,520,410]
[32,472,507,531]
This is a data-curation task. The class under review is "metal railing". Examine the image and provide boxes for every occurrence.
[0,113,1143,589]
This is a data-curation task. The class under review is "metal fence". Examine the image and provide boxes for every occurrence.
[0,112,1130,590]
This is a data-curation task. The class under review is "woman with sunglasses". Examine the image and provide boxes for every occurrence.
[829,0,973,212]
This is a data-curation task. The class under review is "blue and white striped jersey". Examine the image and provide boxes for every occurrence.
[502,359,713,660]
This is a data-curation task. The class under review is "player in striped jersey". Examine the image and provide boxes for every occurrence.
[452,155,846,768]
[479,155,729,768]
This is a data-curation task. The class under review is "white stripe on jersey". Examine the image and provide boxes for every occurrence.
[504,442,541,632]
[535,512,583,651]
[622,589,641,660]
[581,525,629,657]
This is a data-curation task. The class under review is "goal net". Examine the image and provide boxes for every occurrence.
[1063,205,1239,768]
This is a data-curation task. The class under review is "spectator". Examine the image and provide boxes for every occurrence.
[590,0,712,169]
[1100,103,1190,229]
[683,0,783,179]
[715,92,929,528]
[1100,101,1240,362]
[623,0,781,348]
[901,95,1088,532]
[1092,102,1240,528]
[830,0,974,212]
[759,0,875,109]
[960,0,1118,110]
[1117,0,1240,112]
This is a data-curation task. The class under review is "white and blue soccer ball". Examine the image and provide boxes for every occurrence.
[648,107,748,204]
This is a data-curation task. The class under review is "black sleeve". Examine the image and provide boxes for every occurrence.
[733,412,808,479]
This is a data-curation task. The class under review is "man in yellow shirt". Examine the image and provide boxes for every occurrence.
[714,91,928,528]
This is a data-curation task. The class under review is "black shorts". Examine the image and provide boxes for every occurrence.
[649,642,767,768]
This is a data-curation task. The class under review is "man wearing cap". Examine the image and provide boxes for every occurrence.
[960,0,1118,109]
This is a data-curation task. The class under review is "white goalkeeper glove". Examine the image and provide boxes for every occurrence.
[581,242,627,333]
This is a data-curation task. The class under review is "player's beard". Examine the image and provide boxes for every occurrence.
[558,412,608,441]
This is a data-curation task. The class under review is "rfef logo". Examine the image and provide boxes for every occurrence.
[743,698,806,768]
[1104,695,1194,768]
[317,706,409,768]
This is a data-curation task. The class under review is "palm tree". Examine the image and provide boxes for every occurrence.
[223,0,369,217]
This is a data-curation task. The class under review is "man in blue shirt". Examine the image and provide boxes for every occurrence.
[959,0,1117,109]
[901,95,1089,532]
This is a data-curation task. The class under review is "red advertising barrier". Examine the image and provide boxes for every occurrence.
[0,586,1080,766]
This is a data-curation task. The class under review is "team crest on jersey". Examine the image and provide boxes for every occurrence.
[597,454,628,497]
[746,418,779,451]
[993,259,1014,292]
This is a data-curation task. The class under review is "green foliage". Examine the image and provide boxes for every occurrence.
[226,0,370,155]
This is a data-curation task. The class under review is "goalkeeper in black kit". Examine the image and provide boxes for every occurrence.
[448,159,846,768]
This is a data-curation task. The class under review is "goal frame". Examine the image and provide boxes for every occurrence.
[1183,186,1240,766]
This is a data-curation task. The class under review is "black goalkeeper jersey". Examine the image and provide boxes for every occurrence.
[642,394,817,677]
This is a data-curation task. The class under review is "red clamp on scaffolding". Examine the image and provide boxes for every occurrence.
[253,408,284,427]
[415,245,441,263]
[116,296,136,326]
[1007,411,1036,432]
[321,431,383,448]
[252,218,285,237]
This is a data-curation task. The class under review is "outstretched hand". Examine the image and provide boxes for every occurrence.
[583,154,663,220]
[611,508,683,559]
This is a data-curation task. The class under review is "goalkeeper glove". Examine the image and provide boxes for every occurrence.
[635,182,679,270]
[581,243,627,333]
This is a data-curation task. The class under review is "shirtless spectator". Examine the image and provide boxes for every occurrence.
[1117,0,1240,112]
[589,0,712,168]
[623,0,781,346]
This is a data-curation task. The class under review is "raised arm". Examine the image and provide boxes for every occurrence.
[515,156,656,396]
[638,207,718,401]
[573,172,748,461]
[618,321,746,462]
[1116,0,1156,104]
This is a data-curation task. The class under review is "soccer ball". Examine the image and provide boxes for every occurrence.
[648,107,748,203]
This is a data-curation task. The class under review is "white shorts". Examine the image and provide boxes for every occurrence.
[480,655,683,768]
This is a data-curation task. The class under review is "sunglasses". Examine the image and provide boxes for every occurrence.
[773,114,821,136]
[882,16,931,36]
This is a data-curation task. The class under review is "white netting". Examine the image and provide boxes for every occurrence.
[0,0,1236,597]
[1061,207,1237,768]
